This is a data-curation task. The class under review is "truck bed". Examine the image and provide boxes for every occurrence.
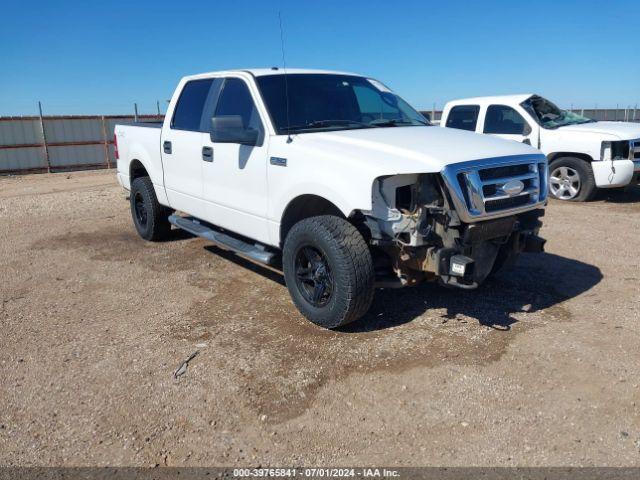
[117,121,163,129]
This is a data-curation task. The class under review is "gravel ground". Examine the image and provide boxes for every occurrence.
[0,170,639,467]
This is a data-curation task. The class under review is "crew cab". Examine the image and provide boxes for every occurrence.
[115,69,548,328]
[441,94,640,201]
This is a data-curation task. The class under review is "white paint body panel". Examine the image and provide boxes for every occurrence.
[116,70,543,248]
[441,95,640,189]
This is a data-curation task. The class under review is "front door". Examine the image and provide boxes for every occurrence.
[201,76,270,244]
[483,104,538,147]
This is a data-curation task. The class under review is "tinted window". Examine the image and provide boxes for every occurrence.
[171,79,214,131]
[214,78,262,131]
[255,74,427,134]
[446,105,480,131]
[484,105,527,134]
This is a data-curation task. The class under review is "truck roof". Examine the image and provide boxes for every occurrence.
[445,94,535,106]
[183,68,361,81]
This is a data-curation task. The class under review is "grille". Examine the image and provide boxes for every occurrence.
[479,164,531,181]
[441,155,549,222]
[485,194,531,212]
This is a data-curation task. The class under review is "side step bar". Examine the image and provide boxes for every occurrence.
[168,215,278,266]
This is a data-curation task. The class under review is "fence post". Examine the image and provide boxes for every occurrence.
[101,116,111,169]
[37,101,51,173]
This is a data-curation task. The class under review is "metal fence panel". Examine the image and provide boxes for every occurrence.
[0,119,42,146]
[48,144,107,168]
[0,147,46,172]
[44,118,104,143]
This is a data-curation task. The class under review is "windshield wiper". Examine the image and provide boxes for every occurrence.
[286,119,370,132]
[369,118,427,127]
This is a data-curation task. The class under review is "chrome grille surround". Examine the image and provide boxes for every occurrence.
[441,154,548,223]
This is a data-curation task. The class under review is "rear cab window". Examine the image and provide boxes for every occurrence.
[446,105,480,131]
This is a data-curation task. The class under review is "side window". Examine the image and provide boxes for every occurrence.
[214,78,263,132]
[446,105,480,131]
[484,105,527,134]
[171,79,214,131]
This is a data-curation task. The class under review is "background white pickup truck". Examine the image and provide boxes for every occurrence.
[115,69,548,328]
[441,94,640,201]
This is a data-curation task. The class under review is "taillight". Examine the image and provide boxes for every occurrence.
[113,134,119,160]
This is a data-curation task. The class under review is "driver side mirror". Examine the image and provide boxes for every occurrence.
[210,116,259,146]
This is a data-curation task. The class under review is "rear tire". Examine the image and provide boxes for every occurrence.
[283,215,374,329]
[130,176,172,241]
[549,157,596,202]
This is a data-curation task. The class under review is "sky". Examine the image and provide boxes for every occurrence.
[1,0,639,116]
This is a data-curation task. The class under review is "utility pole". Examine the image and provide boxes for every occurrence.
[37,101,51,173]
[156,100,161,117]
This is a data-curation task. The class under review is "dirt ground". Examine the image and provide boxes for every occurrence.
[0,169,639,467]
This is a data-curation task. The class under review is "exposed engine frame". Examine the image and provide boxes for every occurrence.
[363,172,546,289]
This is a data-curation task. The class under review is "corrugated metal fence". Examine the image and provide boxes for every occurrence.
[1,107,638,174]
[0,114,163,174]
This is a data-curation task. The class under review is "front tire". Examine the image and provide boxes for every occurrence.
[130,176,172,241]
[283,215,375,329]
[549,157,596,202]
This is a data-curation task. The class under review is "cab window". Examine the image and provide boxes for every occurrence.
[446,105,480,131]
[484,105,528,135]
[214,78,263,133]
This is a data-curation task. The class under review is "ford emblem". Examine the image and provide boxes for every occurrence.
[502,179,525,196]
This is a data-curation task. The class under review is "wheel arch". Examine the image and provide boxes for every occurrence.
[279,194,347,248]
[548,152,594,164]
[129,159,149,181]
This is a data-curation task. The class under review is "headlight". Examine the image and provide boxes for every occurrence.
[600,140,631,161]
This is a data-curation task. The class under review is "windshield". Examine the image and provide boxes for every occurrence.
[255,74,429,134]
[521,95,595,129]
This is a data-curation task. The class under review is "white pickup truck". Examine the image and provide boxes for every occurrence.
[441,94,640,201]
[115,69,548,328]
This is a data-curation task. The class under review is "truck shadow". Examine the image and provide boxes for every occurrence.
[202,244,602,334]
[594,183,640,203]
[343,252,602,333]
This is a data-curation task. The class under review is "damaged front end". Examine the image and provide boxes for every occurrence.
[362,155,548,289]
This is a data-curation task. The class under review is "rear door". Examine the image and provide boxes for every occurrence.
[161,78,215,217]
[200,76,270,243]
[483,104,537,146]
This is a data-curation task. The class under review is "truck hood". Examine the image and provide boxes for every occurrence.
[296,126,541,174]
[557,121,640,140]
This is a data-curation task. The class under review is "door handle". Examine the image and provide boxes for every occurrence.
[202,146,213,162]
[163,141,172,154]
